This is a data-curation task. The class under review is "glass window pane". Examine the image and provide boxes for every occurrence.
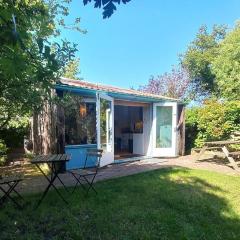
[156,106,172,148]
[64,95,96,145]
[100,98,112,151]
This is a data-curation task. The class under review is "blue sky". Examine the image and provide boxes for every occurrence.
[62,0,240,89]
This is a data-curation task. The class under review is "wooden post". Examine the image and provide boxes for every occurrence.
[181,106,186,156]
[177,104,186,156]
[32,111,40,154]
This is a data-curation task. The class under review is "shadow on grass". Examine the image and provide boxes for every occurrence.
[1,167,240,239]
[197,156,230,166]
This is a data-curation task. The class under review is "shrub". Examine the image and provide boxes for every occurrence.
[0,139,8,166]
[185,100,240,150]
[185,107,199,153]
[0,115,29,149]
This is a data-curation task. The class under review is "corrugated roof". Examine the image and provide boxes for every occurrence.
[59,77,179,102]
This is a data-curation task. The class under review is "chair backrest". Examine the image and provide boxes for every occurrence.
[84,149,103,169]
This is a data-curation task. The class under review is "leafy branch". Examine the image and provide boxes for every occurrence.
[83,0,131,18]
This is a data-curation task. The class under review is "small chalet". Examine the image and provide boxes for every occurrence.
[30,78,185,169]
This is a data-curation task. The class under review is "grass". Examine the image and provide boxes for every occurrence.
[1,167,240,240]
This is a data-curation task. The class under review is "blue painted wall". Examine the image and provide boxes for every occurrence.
[65,144,97,170]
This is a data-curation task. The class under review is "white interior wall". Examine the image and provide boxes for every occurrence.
[114,104,153,156]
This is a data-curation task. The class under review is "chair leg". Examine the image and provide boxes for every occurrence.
[7,182,24,201]
[0,182,23,209]
[52,163,69,193]
[83,175,97,196]
[70,172,86,194]
[56,175,69,193]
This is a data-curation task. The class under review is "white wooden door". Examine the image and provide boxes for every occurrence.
[96,93,114,166]
[152,102,177,157]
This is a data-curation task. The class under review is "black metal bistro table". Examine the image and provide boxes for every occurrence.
[31,154,71,207]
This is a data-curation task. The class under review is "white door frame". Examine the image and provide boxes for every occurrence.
[96,93,114,167]
[152,102,177,157]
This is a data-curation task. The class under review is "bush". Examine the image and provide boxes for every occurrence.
[185,107,199,153]
[0,115,29,149]
[0,139,8,166]
[185,100,240,150]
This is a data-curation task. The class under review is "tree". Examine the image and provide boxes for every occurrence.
[139,66,192,101]
[181,25,227,96]
[212,22,240,100]
[0,0,83,130]
[83,0,132,18]
[63,58,81,79]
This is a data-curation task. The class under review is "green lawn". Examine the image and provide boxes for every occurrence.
[1,167,240,240]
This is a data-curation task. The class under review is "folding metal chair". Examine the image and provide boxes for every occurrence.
[0,163,25,209]
[69,149,103,196]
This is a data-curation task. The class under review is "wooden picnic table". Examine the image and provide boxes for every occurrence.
[204,140,240,146]
[197,140,240,171]
[31,154,71,207]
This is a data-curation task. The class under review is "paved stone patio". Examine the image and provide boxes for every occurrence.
[17,152,239,195]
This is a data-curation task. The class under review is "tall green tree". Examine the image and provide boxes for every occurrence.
[0,0,83,130]
[181,24,227,97]
[212,22,240,100]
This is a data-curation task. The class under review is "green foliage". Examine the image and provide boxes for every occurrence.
[0,0,85,152]
[0,127,28,149]
[185,107,199,126]
[83,0,131,19]
[185,107,199,152]
[212,22,240,100]
[186,100,240,148]
[63,58,81,79]
[183,22,240,151]
[181,25,227,96]
[182,21,240,100]
[0,139,8,165]
[0,114,29,148]
[0,0,82,131]
[6,115,29,129]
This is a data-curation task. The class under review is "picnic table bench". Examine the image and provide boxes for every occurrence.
[197,140,240,171]
[229,151,240,157]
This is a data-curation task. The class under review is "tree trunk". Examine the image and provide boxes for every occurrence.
[30,92,58,154]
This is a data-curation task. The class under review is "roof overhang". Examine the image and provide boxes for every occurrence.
[56,78,181,103]
[56,84,180,103]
